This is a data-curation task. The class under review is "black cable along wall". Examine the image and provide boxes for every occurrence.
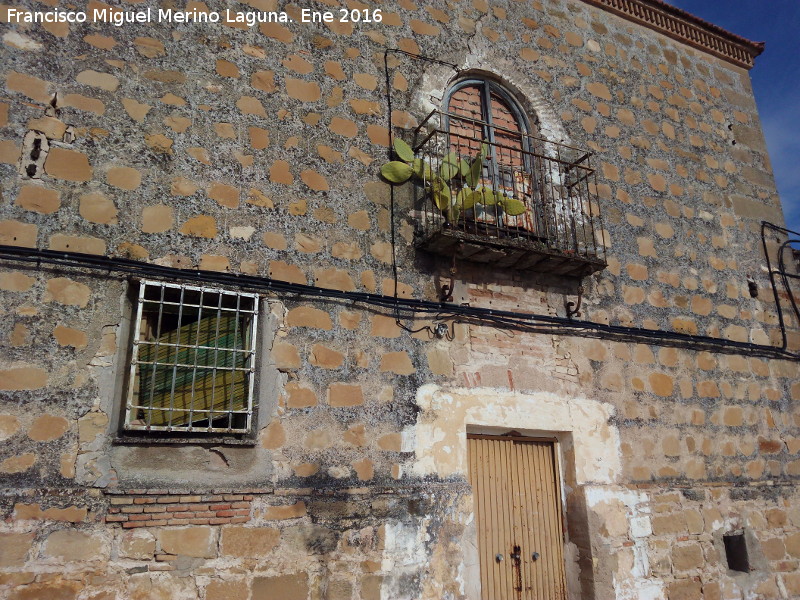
[0,243,797,361]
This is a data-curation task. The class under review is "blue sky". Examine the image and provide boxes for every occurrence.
[667,0,800,234]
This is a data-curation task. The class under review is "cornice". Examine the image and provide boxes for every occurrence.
[581,0,765,69]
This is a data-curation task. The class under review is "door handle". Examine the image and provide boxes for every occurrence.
[496,553,504,562]
[532,551,540,561]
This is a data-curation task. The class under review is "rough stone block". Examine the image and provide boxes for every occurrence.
[27,414,69,441]
[0,367,48,391]
[16,185,60,214]
[328,383,364,407]
[0,532,34,567]
[252,574,309,600]
[0,272,35,292]
[672,543,704,571]
[0,453,35,473]
[206,580,249,600]
[159,527,216,558]
[44,148,92,181]
[220,526,280,557]
[286,382,317,408]
[262,501,307,520]
[360,575,383,600]
[287,306,332,330]
[49,234,106,255]
[379,352,415,375]
[44,530,104,561]
[667,579,702,600]
[119,530,156,559]
[7,580,80,600]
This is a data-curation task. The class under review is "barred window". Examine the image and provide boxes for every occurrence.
[125,280,259,435]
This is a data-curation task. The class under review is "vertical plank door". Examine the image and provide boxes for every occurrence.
[468,435,567,600]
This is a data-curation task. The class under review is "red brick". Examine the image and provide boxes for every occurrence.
[110,498,134,505]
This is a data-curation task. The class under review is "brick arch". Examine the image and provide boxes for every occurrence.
[412,48,568,145]
[446,80,532,134]
[444,77,530,169]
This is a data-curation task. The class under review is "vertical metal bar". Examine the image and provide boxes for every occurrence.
[145,283,166,430]
[126,281,147,429]
[555,144,566,252]
[455,132,463,229]
[226,293,242,431]
[207,291,224,432]
[165,285,185,430]
[534,151,546,239]
[245,298,259,433]
[562,150,576,252]
[548,156,560,250]
[186,287,204,430]
[580,165,592,257]
[591,155,605,261]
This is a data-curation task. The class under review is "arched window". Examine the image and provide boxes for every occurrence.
[442,77,541,234]
[445,78,531,161]
[414,74,605,275]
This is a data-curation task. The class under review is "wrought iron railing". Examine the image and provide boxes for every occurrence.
[412,110,606,275]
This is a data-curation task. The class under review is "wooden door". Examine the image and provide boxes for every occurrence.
[467,435,567,600]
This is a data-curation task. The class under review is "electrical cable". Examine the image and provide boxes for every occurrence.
[761,221,800,352]
[0,243,796,361]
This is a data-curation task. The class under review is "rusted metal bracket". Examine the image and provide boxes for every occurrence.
[440,252,459,302]
[565,286,584,319]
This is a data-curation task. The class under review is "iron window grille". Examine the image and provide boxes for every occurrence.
[125,280,259,435]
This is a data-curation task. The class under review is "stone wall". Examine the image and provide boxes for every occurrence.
[0,0,798,598]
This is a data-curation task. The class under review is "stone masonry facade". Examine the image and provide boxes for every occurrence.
[0,0,798,599]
